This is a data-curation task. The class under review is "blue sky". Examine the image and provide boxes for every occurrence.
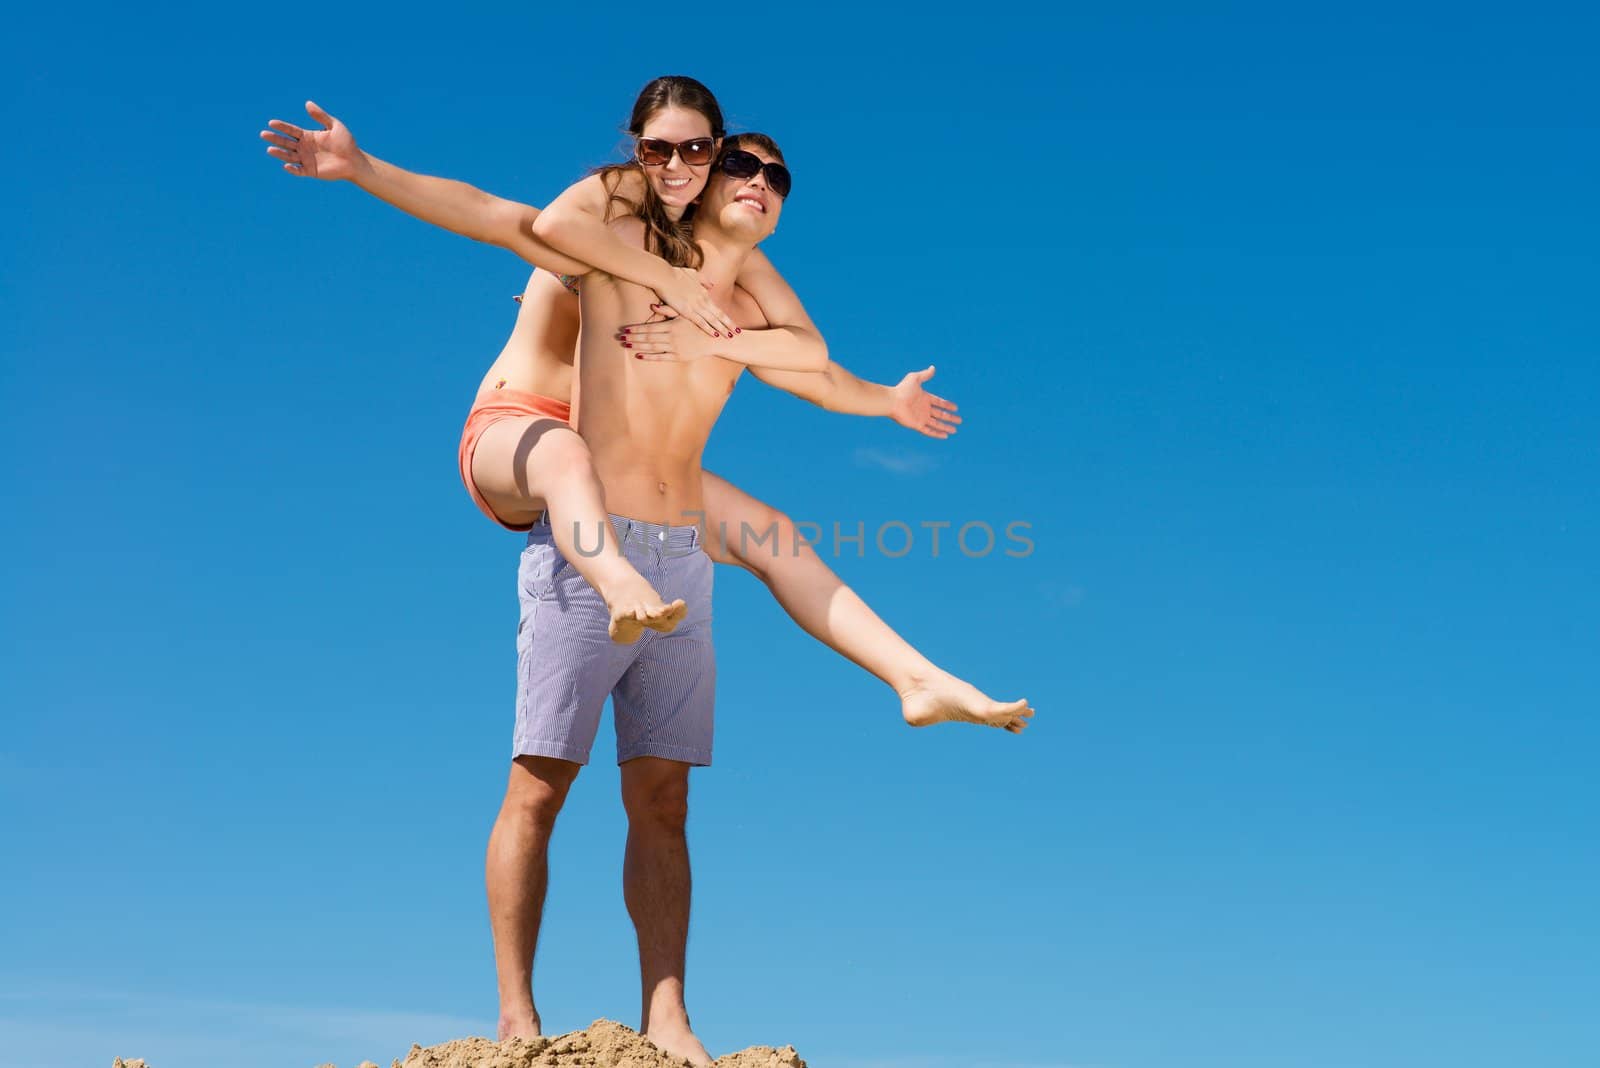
[3,2,1598,1067]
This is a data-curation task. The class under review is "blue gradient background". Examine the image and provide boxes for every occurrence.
[3,2,1597,1067]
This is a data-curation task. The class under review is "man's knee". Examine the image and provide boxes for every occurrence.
[620,760,691,828]
[505,755,581,826]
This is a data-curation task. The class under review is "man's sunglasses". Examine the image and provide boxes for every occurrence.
[635,137,718,167]
[719,149,792,199]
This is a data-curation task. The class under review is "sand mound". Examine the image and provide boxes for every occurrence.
[389,1020,805,1068]
[114,1019,805,1068]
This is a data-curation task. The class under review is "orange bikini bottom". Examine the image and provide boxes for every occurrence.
[458,388,573,532]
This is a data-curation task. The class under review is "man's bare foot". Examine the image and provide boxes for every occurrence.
[899,669,1034,733]
[645,1020,712,1066]
[604,576,688,643]
[495,1007,540,1042]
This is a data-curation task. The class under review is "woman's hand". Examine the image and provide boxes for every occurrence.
[653,268,740,339]
[889,366,962,439]
[618,307,724,362]
[260,101,369,182]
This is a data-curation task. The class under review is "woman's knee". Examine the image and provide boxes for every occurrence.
[528,430,600,496]
[473,417,581,507]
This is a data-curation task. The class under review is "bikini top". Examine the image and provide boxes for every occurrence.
[512,270,580,304]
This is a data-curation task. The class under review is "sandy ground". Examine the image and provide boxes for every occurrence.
[111,1018,806,1068]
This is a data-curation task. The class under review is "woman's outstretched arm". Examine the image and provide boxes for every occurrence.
[260,101,588,275]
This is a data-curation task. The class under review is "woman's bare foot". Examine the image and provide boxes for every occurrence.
[899,669,1034,733]
[603,575,688,644]
[496,1007,541,1042]
[645,1020,713,1066]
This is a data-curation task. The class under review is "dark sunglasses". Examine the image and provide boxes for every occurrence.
[635,136,717,167]
[719,149,792,199]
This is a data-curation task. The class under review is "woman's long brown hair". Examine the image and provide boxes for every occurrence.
[590,75,725,269]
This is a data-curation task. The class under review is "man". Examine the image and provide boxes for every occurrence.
[491,142,1037,1063]
[504,136,824,1064]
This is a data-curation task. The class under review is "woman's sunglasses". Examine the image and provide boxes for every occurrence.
[719,149,792,199]
[635,137,718,167]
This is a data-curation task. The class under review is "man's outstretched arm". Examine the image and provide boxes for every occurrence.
[750,360,962,440]
[617,279,960,435]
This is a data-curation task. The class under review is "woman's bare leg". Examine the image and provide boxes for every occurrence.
[699,472,1033,732]
[473,416,685,642]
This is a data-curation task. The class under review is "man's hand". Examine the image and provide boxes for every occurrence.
[889,366,961,439]
[617,308,725,362]
[260,101,368,182]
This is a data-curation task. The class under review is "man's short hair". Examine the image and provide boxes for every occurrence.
[718,132,785,165]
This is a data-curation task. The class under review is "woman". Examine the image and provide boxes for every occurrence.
[261,76,1030,735]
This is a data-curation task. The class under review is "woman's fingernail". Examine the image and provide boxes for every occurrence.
[734,327,742,334]
[623,342,632,348]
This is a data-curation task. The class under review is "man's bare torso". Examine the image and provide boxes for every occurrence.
[574,218,764,524]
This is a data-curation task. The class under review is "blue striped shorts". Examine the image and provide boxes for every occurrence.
[513,513,716,767]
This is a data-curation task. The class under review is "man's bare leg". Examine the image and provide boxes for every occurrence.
[619,756,711,1066]
[700,472,1034,732]
[475,417,686,643]
[485,755,581,1041]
